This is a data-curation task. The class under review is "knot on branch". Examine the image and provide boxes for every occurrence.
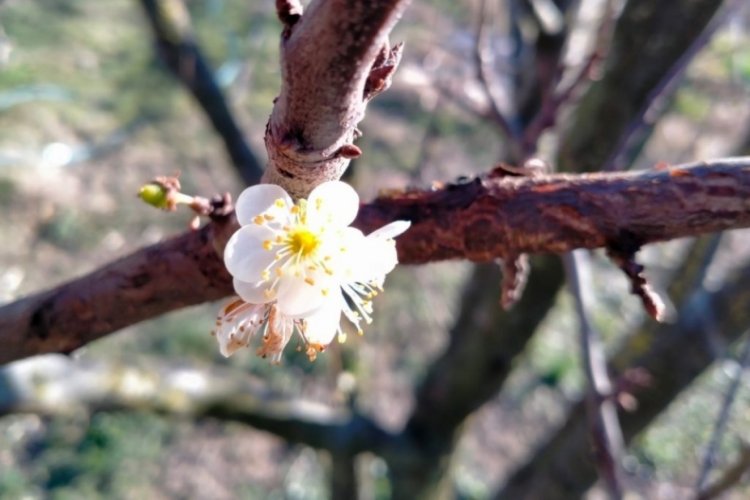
[499,254,530,309]
[275,0,303,37]
[337,144,362,160]
[607,241,666,321]
[364,41,404,101]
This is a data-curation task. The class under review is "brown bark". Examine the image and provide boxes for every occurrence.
[362,158,750,262]
[1,158,750,364]
[263,0,410,198]
[0,223,233,364]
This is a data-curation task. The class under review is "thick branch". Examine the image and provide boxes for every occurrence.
[360,158,750,263]
[2,158,750,363]
[139,0,264,185]
[0,223,232,364]
[263,0,409,197]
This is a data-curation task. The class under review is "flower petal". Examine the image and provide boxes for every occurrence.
[214,300,266,357]
[235,184,292,226]
[307,181,359,228]
[233,278,275,304]
[368,220,411,240]
[224,225,277,283]
[275,272,336,317]
[339,229,398,284]
[303,293,344,346]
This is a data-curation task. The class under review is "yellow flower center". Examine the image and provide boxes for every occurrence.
[288,227,320,257]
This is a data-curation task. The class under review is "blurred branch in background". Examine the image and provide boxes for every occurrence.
[694,329,750,495]
[561,0,727,172]
[474,0,521,155]
[387,0,731,495]
[521,0,616,156]
[0,355,394,455]
[495,233,750,498]
[139,0,263,185]
[606,0,744,170]
[564,249,625,499]
[697,444,750,500]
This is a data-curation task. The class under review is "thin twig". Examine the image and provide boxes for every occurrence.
[697,443,750,500]
[564,249,625,499]
[496,235,733,499]
[694,330,750,495]
[474,0,521,154]
[522,0,616,156]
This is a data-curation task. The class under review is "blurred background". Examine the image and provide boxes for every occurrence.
[1,0,750,498]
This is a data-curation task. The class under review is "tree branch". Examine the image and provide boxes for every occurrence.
[564,250,625,499]
[2,158,750,363]
[139,0,264,185]
[474,0,520,150]
[495,235,748,499]
[559,0,726,172]
[360,158,750,263]
[263,0,410,197]
[0,222,233,364]
[694,330,750,493]
[0,355,393,454]
[697,443,750,500]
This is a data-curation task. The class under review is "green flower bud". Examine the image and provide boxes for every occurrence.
[138,183,170,209]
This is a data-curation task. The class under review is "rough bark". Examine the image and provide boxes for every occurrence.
[360,159,750,263]
[262,0,409,198]
[0,223,233,363]
[1,158,749,363]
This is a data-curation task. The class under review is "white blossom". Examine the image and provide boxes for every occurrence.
[217,181,409,361]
